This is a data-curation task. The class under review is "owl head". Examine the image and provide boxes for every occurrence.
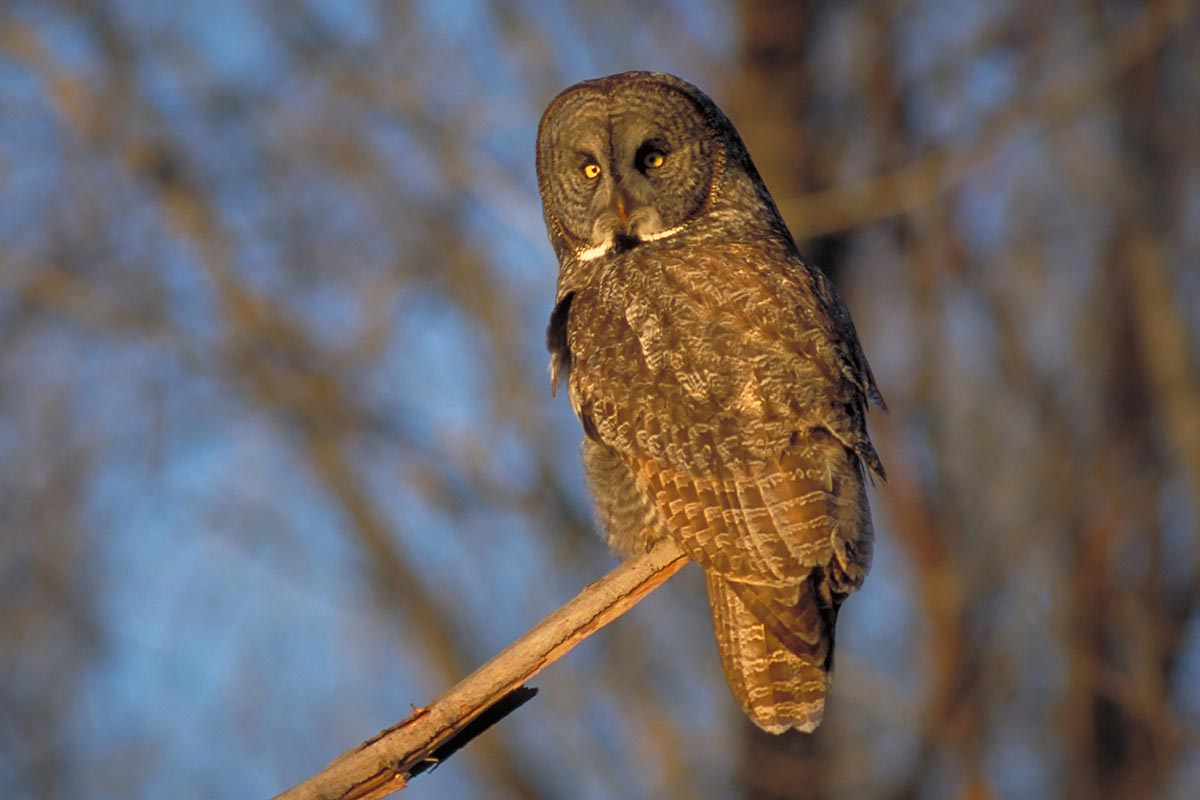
[536,71,790,266]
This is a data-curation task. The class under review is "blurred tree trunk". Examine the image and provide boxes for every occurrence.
[1064,3,1198,796]
[730,3,836,798]
[730,0,850,290]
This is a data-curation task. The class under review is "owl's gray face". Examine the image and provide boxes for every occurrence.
[537,73,730,263]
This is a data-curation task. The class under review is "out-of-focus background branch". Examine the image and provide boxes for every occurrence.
[1,2,1196,799]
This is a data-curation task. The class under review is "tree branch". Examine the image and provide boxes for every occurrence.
[778,0,1194,238]
[273,538,691,800]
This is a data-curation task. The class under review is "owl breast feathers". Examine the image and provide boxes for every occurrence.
[537,71,884,734]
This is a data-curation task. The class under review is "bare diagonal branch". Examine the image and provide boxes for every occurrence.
[273,538,690,800]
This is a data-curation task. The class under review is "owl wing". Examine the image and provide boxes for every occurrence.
[567,243,879,582]
[564,244,878,712]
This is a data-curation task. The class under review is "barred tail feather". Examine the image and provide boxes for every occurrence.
[705,573,830,734]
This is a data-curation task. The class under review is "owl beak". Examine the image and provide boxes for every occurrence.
[613,191,630,224]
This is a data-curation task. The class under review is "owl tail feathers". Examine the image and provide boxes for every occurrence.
[705,574,831,734]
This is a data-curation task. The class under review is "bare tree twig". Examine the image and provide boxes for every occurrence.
[779,0,1194,238]
[1124,231,1200,501]
[273,538,690,800]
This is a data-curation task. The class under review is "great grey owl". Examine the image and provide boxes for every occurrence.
[536,71,885,733]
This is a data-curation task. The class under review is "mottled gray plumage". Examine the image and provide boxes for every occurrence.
[536,71,885,733]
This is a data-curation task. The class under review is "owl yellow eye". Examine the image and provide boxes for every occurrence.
[642,151,665,169]
[582,163,601,179]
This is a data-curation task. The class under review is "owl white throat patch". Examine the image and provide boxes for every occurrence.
[575,223,688,262]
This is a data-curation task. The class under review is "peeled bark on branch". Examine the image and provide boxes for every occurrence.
[273,538,690,800]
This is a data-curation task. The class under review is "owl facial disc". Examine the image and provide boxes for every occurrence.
[536,72,725,265]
